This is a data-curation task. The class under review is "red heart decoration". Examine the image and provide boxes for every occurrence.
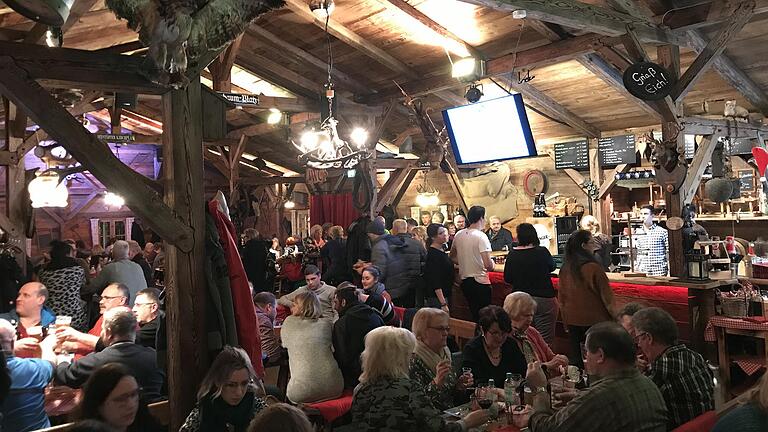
[753,147,768,178]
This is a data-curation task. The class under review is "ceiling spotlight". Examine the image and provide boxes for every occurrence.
[465,84,483,104]
[45,27,62,47]
[350,127,368,148]
[267,108,282,125]
[512,9,527,19]
[452,57,484,82]
[309,0,335,18]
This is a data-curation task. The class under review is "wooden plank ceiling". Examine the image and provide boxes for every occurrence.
[1,0,768,179]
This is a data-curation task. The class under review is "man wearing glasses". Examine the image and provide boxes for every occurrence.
[55,283,130,355]
[132,288,162,349]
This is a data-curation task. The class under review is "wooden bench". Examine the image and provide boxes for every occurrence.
[449,317,476,350]
[34,400,169,431]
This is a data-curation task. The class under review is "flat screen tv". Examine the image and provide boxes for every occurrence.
[442,93,537,165]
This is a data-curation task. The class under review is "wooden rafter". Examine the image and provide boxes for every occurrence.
[458,0,680,44]
[236,49,321,100]
[0,57,193,251]
[598,163,631,199]
[495,76,600,138]
[661,0,768,31]
[208,34,244,92]
[375,166,417,212]
[684,29,768,114]
[671,0,756,102]
[378,0,484,60]
[605,0,655,21]
[681,133,721,204]
[246,25,371,94]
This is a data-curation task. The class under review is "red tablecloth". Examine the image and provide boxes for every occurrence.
[705,316,768,375]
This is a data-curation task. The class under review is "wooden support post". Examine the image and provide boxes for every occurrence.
[588,141,613,233]
[662,122,686,278]
[598,163,631,199]
[161,77,207,430]
[3,99,29,271]
[392,169,418,210]
[375,167,415,213]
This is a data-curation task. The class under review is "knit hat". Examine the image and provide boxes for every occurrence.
[367,218,386,235]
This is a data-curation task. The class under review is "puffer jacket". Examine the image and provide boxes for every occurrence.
[371,234,426,301]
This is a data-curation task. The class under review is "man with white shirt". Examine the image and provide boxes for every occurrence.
[450,206,495,322]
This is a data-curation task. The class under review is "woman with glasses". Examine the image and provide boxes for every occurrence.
[180,346,267,432]
[409,308,472,410]
[461,305,526,389]
[503,292,569,372]
[348,326,489,431]
[78,363,162,432]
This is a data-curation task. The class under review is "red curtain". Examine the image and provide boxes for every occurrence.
[310,193,360,230]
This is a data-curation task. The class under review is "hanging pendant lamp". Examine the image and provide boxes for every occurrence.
[4,0,75,27]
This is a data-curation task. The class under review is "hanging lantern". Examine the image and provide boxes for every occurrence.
[28,171,68,208]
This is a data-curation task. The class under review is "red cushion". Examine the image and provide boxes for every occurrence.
[393,306,406,325]
[304,389,354,423]
[670,411,717,432]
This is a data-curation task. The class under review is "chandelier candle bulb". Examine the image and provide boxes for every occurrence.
[350,128,369,147]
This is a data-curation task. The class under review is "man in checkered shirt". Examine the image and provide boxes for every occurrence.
[635,205,668,276]
[632,307,714,429]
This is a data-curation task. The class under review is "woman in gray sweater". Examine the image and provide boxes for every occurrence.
[281,291,343,403]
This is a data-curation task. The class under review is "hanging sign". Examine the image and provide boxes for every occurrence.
[218,92,260,106]
[96,134,135,143]
[622,62,674,101]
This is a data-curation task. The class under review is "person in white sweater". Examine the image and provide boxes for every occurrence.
[281,290,344,403]
[277,265,337,321]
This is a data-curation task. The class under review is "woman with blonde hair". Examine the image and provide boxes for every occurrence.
[409,308,472,410]
[713,373,768,431]
[503,292,568,372]
[348,326,488,431]
[280,291,343,403]
[248,403,313,432]
[180,346,267,432]
[412,226,428,249]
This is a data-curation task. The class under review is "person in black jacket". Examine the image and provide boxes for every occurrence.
[50,307,165,402]
[371,219,426,308]
[462,305,526,388]
[321,226,350,286]
[132,288,161,349]
[424,224,454,312]
[332,283,384,388]
[486,216,516,252]
[241,229,272,293]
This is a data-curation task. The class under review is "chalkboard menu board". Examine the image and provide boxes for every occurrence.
[727,139,755,156]
[738,169,755,192]
[598,134,637,167]
[554,139,589,170]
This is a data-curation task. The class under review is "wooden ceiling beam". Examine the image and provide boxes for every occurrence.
[0,57,191,249]
[0,41,165,94]
[605,0,656,21]
[495,76,601,138]
[246,25,372,94]
[96,40,145,54]
[236,50,322,100]
[283,0,418,79]
[660,0,768,31]
[378,0,484,60]
[458,0,681,44]
[361,33,605,105]
[670,0,756,102]
[684,29,768,114]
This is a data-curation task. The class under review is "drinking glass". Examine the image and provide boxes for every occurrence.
[55,316,72,328]
[27,326,43,342]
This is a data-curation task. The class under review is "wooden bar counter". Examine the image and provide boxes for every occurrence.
[451,267,736,352]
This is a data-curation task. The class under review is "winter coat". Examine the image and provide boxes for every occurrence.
[371,234,426,301]
[332,303,384,388]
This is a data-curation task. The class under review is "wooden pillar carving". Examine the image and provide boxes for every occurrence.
[161,77,207,430]
[2,100,29,271]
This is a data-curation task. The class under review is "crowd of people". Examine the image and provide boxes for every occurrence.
[1,204,766,432]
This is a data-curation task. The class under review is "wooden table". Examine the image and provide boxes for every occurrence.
[706,316,768,396]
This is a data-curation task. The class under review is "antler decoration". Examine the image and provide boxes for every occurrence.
[642,126,689,193]
[394,81,448,168]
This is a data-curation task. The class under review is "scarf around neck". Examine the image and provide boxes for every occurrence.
[414,340,451,374]
[199,391,255,432]
[511,328,537,364]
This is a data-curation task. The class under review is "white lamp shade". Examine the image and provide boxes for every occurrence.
[28,172,68,208]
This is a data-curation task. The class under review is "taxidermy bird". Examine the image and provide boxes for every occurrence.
[724,100,750,122]
[105,0,285,86]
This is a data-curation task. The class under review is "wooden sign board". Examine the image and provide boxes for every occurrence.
[622,62,674,101]
[96,134,135,143]
[554,139,589,170]
[598,134,637,167]
[218,92,260,106]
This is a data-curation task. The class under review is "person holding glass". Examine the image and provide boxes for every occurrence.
[347,326,488,431]
[409,308,472,410]
[503,292,569,374]
[179,346,268,431]
[461,305,526,389]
